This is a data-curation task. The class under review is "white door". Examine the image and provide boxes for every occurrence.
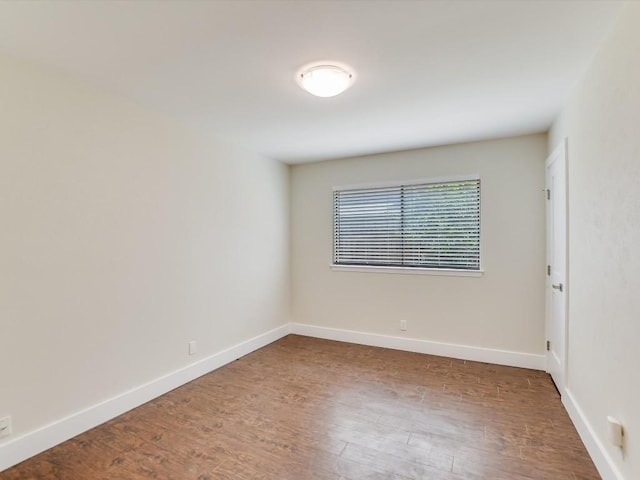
[546,139,568,393]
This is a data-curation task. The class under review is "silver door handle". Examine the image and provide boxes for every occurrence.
[552,283,563,292]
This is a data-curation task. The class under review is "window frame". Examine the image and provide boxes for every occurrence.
[331,174,483,277]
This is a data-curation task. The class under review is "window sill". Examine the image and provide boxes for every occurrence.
[330,264,484,277]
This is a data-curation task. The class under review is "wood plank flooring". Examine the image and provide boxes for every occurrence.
[1,335,600,479]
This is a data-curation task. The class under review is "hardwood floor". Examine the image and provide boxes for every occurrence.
[1,335,599,479]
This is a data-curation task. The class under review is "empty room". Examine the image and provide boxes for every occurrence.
[0,1,638,479]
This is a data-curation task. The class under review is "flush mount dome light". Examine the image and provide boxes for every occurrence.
[297,64,354,97]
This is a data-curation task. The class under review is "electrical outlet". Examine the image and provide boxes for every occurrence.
[0,416,12,439]
[188,341,197,356]
[400,320,407,331]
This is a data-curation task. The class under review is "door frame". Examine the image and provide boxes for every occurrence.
[545,138,569,393]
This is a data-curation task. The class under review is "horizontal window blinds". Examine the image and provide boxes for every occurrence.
[333,179,480,270]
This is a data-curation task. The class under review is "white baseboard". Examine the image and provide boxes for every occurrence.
[290,323,545,370]
[562,388,624,480]
[4,322,623,479]
[0,323,290,473]
[0,322,555,473]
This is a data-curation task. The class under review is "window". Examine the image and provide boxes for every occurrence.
[333,177,480,271]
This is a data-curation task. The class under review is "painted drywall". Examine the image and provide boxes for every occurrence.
[291,134,547,356]
[549,2,639,478]
[0,52,289,446]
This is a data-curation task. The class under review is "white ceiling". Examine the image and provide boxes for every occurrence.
[0,1,623,163]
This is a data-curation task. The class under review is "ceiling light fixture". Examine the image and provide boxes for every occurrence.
[297,63,354,98]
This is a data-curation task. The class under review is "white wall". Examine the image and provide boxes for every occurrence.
[291,134,547,358]
[0,52,289,452]
[549,2,640,478]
